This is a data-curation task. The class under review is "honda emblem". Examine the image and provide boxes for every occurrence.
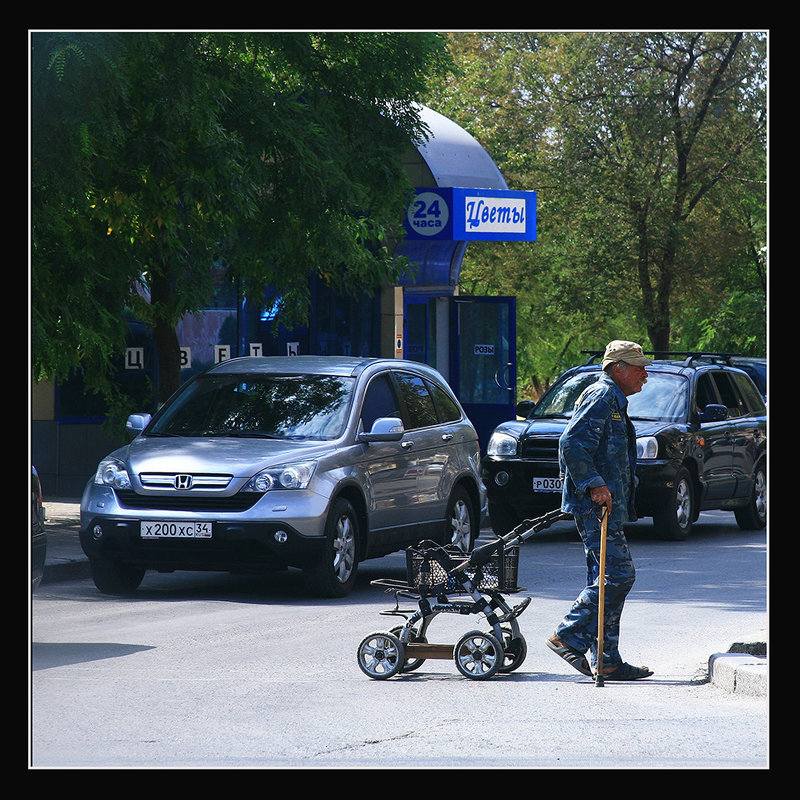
[175,474,193,490]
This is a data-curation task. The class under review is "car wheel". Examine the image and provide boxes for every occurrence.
[488,499,521,536]
[89,557,145,595]
[734,462,766,530]
[303,497,359,597]
[447,486,476,552]
[653,466,694,541]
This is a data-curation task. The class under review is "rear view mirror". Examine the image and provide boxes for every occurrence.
[358,417,405,443]
[516,400,535,418]
[698,404,727,423]
[126,413,152,438]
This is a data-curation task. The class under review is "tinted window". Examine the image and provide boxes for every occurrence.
[150,374,354,440]
[427,380,462,423]
[359,374,401,432]
[696,374,718,410]
[395,372,438,429]
[711,372,745,418]
[732,372,766,415]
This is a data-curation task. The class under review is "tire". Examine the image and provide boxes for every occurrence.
[734,462,766,530]
[498,627,528,673]
[90,557,145,595]
[653,466,694,541]
[390,625,427,672]
[303,497,359,597]
[447,486,477,552]
[357,631,405,680]
[488,500,520,537]
[454,630,504,680]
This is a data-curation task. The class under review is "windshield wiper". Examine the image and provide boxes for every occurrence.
[218,431,282,439]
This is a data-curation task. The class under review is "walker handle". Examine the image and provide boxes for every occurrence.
[464,508,571,569]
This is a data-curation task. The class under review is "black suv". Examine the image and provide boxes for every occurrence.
[481,353,767,540]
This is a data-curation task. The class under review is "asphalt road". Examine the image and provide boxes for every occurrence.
[30,507,768,769]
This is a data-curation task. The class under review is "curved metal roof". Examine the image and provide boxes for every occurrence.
[396,105,508,288]
[415,105,508,190]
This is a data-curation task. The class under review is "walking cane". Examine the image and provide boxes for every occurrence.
[595,506,608,687]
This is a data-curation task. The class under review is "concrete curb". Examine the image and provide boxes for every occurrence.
[709,652,768,697]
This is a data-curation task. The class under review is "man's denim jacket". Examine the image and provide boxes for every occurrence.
[558,374,638,523]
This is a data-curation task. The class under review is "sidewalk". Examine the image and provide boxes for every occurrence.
[36,498,767,697]
[39,498,92,584]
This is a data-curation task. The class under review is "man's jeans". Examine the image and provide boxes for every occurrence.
[554,512,636,669]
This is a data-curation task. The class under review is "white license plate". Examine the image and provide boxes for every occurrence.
[532,477,563,492]
[140,520,213,539]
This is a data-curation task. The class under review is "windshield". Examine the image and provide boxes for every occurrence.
[533,370,689,422]
[149,374,355,440]
[533,372,598,417]
[627,374,688,421]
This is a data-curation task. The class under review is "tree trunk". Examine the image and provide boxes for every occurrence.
[149,272,182,404]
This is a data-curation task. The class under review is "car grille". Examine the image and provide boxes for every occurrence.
[519,437,560,460]
[115,489,262,513]
[140,472,232,490]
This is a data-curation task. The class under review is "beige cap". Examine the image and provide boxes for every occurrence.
[601,340,652,370]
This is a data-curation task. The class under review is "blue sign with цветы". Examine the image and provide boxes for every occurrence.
[404,187,537,242]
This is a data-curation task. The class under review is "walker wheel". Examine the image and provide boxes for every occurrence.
[390,625,427,672]
[357,631,405,680]
[498,627,527,673]
[454,630,504,680]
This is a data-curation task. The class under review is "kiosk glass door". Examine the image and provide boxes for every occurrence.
[451,296,516,452]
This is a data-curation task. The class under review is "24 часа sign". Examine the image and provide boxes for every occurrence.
[404,188,537,242]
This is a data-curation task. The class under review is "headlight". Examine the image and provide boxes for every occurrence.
[94,457,131,489]
[243,462,316,492]
[636,436,659,459]
[487,431,519,457]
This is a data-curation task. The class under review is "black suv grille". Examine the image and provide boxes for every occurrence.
[115,490,262,513]
[519,438,559,460]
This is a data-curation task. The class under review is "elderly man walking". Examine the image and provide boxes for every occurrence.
[546,340,654,681]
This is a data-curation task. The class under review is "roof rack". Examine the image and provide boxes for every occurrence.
[580,350,741,367]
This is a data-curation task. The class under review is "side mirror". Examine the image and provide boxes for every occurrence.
[516,400,535,418]
[126,413,152,438]
[697,404,727,423]
[358,417,405,443]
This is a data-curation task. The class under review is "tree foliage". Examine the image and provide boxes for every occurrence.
[31,32,452,402]
[425,32,766,397]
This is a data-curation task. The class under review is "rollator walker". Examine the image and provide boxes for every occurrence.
[357,508,569,680]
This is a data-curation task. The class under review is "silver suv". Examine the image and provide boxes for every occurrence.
[80,356,486,597]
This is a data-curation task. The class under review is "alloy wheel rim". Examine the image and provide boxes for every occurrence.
[333,515,356,583]
[754,470,766,521]
[675,479,691,528]
[450,499,472,550]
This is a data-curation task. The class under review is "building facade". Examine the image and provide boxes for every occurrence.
[31,105,536,495]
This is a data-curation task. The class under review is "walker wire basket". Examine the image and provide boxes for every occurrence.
[405,540,520,595]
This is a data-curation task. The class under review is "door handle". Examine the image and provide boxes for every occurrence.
[494,363,513,392]
[441,433,453,442]
[401,440,414,449]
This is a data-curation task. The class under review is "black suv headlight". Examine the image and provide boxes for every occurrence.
[487,431,519,457]
[636,436,659,459]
